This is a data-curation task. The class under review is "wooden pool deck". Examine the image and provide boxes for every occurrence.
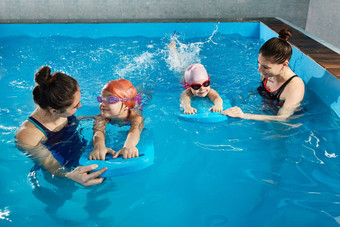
[257,17,340,79]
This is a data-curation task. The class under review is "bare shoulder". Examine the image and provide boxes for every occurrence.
[16,120,45,147]
[129,111,144,131]
[208,88,221,98]
[209,88,219,95]
[130,111,144,123]
[181,88,193,96]
[287,76,305,91]
[292,76,304,86]
[94,114,107,123]
[93,114,109,132]
[282,76,305,103]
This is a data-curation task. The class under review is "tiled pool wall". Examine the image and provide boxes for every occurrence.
[0,18,339,117]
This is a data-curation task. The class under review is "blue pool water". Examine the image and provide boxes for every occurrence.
[1,22,340,226]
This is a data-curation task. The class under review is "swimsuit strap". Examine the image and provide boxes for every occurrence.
[126,109,131,121]
[28,116,50,137]
[275,75,298,99]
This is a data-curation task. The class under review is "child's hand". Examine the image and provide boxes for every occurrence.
[184,106,197,114]
[209,104,223,112]
[113,146,139,159]
[89,147,115,160]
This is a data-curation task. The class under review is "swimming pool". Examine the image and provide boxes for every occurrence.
[1,20,340,226]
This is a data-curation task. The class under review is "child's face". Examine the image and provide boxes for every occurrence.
[190,78,210,97]
[99,90,124,118]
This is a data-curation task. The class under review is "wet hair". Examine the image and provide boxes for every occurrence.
[102,79,137,109]
[32,66,79,112]
[259,29,293,64]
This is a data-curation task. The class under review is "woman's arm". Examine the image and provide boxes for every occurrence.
[15,124,106,185]
[208,89,223,112]
[180,89,196,114]
[221,105,297,122]
[222,78,305,122]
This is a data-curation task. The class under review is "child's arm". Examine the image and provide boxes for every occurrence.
[169,41,181,63]
[89,115,115,160]
[113,112,144,159]
[180,88,197,114]
[208,89,223,112]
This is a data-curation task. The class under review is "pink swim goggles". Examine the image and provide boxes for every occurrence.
[97,94,142,105]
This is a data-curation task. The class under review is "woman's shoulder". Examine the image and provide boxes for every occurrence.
[282,75,305,101]
[288,75,305,89]
[16,120,45,146]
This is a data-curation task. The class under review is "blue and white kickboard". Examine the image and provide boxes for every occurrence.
[79,129,154,177]
[178,97,232,123]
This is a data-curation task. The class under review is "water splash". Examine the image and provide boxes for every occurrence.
[166,24,219,73]
[114,51,156,79]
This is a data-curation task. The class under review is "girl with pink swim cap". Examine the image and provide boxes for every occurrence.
[89,79,144,160]
[180,63,223,114]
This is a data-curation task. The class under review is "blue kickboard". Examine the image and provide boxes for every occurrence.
[79,129,154,177]
[178,97,232,123]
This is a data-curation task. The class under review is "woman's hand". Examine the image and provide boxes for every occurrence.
[66,165,107,186]
[113,146,139,159]
[89,147,115,160]
[221,106,246,118]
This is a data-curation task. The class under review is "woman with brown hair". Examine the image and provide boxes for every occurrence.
[16,66,107,186]
[222,29,305,121]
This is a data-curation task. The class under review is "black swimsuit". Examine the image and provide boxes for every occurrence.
[28,115,87,168]
[257,75,298,105]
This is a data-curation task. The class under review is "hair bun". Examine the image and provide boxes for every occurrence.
[278,29,292,41]
[34,66,52,85]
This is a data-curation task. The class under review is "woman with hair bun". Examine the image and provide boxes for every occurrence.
[16,66,107,186]
[222,29,305,121]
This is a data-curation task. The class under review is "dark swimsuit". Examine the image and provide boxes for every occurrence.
[257,75,298,106]
[28,115,87,169]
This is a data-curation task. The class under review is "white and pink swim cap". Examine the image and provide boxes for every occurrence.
[184,63,209,84]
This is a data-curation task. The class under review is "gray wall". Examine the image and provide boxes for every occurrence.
[0,0,309,28]
[1,0,340,49]
[306,0,340,50]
